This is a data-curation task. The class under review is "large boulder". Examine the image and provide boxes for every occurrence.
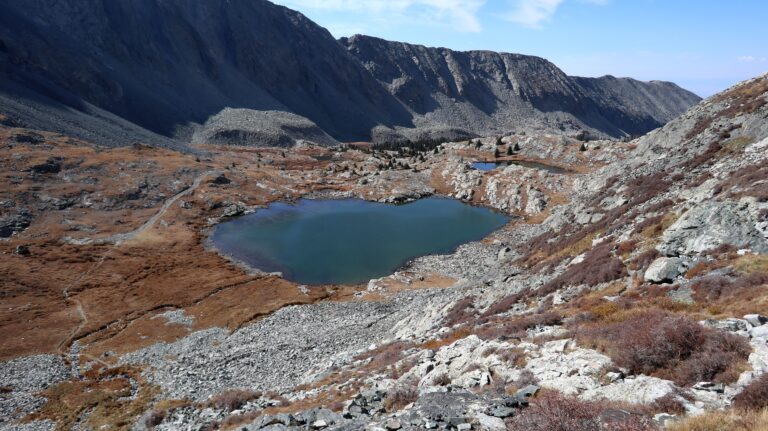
[659,200,768,256]
[581,375,677,404]
[644,257,684,283]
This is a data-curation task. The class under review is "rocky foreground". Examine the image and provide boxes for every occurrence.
[1,75,768,430]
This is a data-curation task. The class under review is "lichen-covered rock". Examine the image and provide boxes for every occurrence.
[660,200,768,256]
[581,376,677,404]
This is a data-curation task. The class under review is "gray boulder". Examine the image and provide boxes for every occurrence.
[660,200,768,256]
[745,314,768,327]
[644,257,684,283]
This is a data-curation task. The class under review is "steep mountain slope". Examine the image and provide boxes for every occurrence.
[342,35,701,140]
[0,0,699,149]
[0,0,412,148]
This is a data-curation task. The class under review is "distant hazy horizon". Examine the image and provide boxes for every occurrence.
[273,0,768,97]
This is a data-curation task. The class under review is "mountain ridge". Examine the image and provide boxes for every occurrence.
[342,34,701,140]
[0,0,700,148]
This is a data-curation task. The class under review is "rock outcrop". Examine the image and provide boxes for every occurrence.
[342,35,701,141]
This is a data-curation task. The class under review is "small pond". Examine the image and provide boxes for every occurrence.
[211,197,509,285]
[471,160,570,174]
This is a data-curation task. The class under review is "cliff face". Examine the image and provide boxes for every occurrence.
[0,0,412,147]
[342,35,701,139]
[0,0,700,148]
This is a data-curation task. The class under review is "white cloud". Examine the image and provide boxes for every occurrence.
[502,0,608,29]
[737,55,767,63]
[502,0,564,28]
[276,0,486,33]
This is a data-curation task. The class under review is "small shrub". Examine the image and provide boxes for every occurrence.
[506,392,656,431]
[207,389,261,411]
[734,374,768,411]
[575,310,750,386]
[383,385,418,412]
[692,272,768,302]
[679,141,722,170]
[538,243,628,296]
[443,296,477,327]
[512,369,539,388]
[480,292,526,318]
[650,393,686,415]
[477,312,562,339]
[432,373,451,386]
[498,347,528,367]
[144,409,166,428]
[356,341,414,371]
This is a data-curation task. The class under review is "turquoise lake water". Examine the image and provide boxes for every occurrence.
[211,197,509,285]
[472,160,569,174]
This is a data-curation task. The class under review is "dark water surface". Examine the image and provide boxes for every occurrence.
[211,197,509,285]
[471,160,570,174]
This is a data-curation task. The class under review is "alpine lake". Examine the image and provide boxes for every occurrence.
[211,197,509,285]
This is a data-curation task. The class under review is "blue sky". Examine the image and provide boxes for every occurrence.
[272,0,768,97]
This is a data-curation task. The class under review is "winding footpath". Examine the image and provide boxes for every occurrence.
[57,170,219,363]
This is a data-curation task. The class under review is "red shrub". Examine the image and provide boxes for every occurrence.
[650,393,686,415]
[538,243,627,296]
[477,312,562,339]
[692,272,768,301]
[734,374,768,411]
[624,174,672,207]
[207,389,261,411]
[383,385,418,412]
[480,292,526,319]
[575,310,750,386]
[506,392,657,431]
[443,296,477,327]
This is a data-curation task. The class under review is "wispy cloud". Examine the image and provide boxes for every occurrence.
[276,0,486,33]
[502,0,608,29]
[737,55,767,63]
[502,0,564,28]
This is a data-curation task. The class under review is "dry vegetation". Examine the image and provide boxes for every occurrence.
[205,389,263,411]
[572,309,750,386]
[734,374,768,411]
[506,392,657,431]
[27,366,159,431]
[668,409,768,431]
[383,385,418,412]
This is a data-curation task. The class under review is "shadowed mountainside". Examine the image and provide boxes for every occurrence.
[342,35,701,141]
[0,0,700,149]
